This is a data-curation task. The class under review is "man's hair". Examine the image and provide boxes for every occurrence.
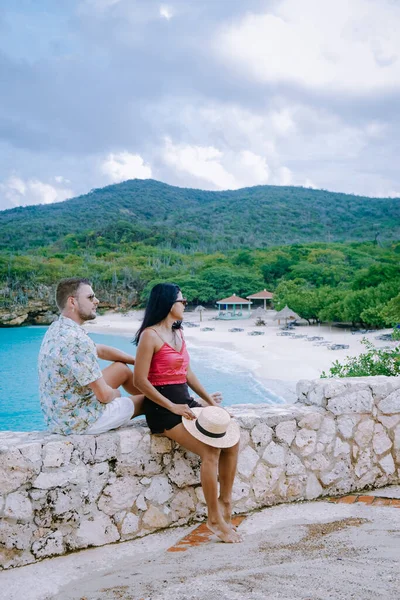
[56,277,92,311]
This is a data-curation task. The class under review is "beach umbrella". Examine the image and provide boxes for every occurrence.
[253,307,268,318]
[194,305,206,322]
[273,305,301,326]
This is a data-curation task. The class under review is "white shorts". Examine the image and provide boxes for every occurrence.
[85,396,135,435]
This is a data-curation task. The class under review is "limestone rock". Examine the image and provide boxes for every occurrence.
[168,456,199,488]
[86,461,110,503]
[251,422,273,448]
[136,494,148,512]
[354,419,374,448]
[337,415,358,439]
[262,442,287,467]
[318,417,336,444]
[379,453,395,475]
[0,448,36,494]
[32,530,64,558]
[293,429,317,456]
[333,438,350,458]
[232,479,251,502]
[377,415,400,430]
[378,389,400,414]
[19,442,43,467]
[48,487,82,515]
[305,384,327,408]
[286,477,305,499]
[151,436,172,454]
[121,513,140,535]
[117,450,163,477]
[0,521,34,550]
[118,428,143,454]
[354,449,372,479]
[285,451,306,476]
[4,492,33,522]
[298,413,323,431]
[142,505,169,529]
[73,511,120,548]
[252,463,282,499]
[394,425,400,450]
[33,465,87,489]
[237,446,259,478]
[170,490,195,519]
[322,380,348,399]
[94,434,119,462]
[98,477,141,515]
[327,390,374,415]
[372,424,392,456]
[144,475,173,504]
[43,441,73,468]
[305,473,323,499]
[320,459,351,487]
[296,379,314,401]
[275,420,297,445]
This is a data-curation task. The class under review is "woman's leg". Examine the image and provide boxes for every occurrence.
[164,423,241,543]
[218,442,240,524]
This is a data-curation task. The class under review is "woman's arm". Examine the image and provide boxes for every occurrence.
[96,344,135,365]
[186,364,218,406]
[134,330,195,418]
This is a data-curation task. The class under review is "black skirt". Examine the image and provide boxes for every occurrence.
[144,383,202,434]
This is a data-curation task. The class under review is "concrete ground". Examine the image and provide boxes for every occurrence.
[2,486,400,600]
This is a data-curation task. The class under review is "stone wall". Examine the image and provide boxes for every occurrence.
[1,376,399,569]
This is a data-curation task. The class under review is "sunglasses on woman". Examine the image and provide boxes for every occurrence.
[175,298,188,307]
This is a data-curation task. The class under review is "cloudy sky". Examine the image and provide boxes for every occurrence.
[1,0,400,210]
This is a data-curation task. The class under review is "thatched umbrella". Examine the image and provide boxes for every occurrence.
[273,305,301,326]
[194,305,206,322]
[253,307,268,318]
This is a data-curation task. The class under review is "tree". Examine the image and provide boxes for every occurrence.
[321,338,400,377]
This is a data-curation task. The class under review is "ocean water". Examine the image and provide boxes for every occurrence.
[0,326,284,432]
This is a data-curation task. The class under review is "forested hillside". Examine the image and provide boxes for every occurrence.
[1,180,399,327]
[1,179,399,252]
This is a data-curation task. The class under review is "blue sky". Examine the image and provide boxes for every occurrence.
[1,0,400,209]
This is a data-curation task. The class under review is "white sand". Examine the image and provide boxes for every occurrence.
[86,309,395,402]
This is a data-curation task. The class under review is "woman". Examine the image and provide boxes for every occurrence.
[133,283,241,543]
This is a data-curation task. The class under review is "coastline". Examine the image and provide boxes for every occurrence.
[85,309,396,403]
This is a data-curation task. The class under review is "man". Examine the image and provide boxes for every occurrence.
[38,277,144,435]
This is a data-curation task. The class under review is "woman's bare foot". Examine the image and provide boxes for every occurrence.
[218,498,232,524]
[206,519,242,543]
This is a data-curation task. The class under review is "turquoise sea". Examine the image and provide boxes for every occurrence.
[0,326,283,432]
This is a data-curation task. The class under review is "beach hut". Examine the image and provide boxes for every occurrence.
[247,289,274,310]
[273,305,301,326]
[216,294,252,319]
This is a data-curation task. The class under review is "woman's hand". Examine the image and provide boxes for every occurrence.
[170,403,196,419]
[210,391,223,405]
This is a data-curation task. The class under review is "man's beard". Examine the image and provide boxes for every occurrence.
[77,308,96,322]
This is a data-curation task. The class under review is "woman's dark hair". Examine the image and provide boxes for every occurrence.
[134,283,182,344]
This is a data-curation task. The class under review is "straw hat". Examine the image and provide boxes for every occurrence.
[182,406,240,448]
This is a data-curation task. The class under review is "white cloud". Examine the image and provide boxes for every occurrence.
[159,5,174,20]
[163,138,237,189]
[0,175,74,209]
[215,0,400,93]
[101,152,152,183]
[162,138,271,190]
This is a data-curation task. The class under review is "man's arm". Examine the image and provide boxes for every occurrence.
[88,376,122,404]
[96,344,135,365]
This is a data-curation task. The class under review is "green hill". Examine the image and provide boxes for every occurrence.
[1,179,399,252]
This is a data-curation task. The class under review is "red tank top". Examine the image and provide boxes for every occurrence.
[147,329,190,386]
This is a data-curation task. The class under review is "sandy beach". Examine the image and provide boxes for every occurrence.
[86,308,396,403]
